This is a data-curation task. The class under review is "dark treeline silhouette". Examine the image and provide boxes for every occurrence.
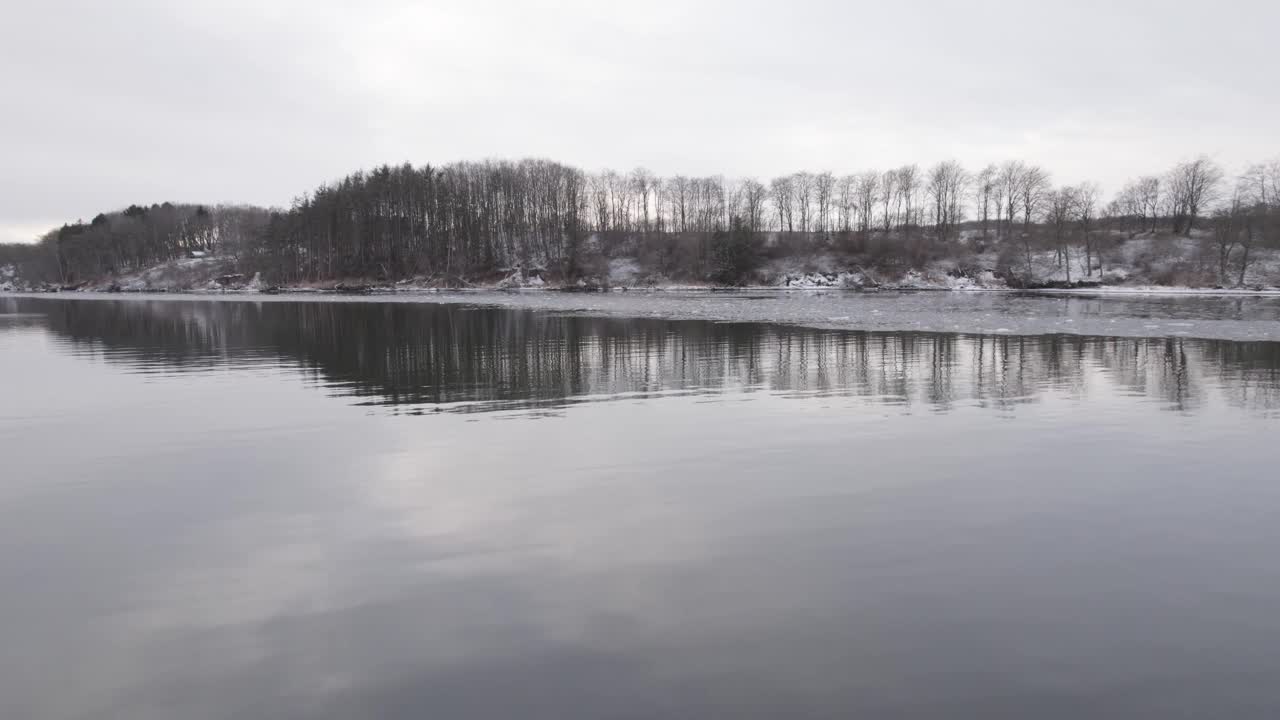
[1,203,269,286]
[249,156,1280,286]
[14,297,1280,416]
[4,155,1277,289]
[253,160,587,284]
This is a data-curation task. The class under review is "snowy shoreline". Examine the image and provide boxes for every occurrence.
[7,282,1280,298]
[7,286,1280,343]
[8,229,1280,298]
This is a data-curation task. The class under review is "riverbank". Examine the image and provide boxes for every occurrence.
[9,287,1280,343]
[7,230,1278,297]
[7,279,1280,297]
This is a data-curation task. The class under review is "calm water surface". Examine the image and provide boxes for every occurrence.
[2,295,1280,719]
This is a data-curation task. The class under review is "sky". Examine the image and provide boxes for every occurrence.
[2,0,1277,244]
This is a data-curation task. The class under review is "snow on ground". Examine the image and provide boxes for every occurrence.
[6,231,1278,297]
[776,271,867,289]
[495,266,549,289]
[607,258,642,285]
[1036,285,1280,296]
[1246,251,1280,286]
[764,253,1007,291]
[86,255,239,292]
[379,289,1280,341]
[892,267,1006,291]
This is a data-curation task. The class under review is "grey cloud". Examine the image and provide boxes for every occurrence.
[2,0,1276,242]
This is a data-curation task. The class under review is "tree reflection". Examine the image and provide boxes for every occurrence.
[22,297,1280,416]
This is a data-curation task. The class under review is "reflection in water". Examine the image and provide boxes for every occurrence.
[14,296,1280,416]
[5,295,1280,720]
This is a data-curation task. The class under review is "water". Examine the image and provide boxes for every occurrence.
[289,288,1280,341]
[2,294,1280,719]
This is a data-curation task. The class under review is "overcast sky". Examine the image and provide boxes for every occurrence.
[2,0,1276,243]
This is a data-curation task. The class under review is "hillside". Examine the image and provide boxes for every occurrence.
[3,156,1277,294]
[5,227,1279,295]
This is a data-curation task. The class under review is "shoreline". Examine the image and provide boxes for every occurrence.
[7,286,1280,344]
[6,283,1280,298]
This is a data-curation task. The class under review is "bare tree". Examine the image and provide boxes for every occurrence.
[770,176,794,232]
[1021,166,1051,237]
[927,160,967,241]
[1046,186,1077,282]
[837,174,856,232]
[604,170,630,232]
[1136,176,1161,233]
[973,164,997,241]
[631,168,655,232]
[671,175,692,233]
[1241,162,1277,209]
[1166,156,1224,235]
[895,165,921,230]
[1237,203,1259,287]
[589,172,611,232]
[855,171,879,234]
[814,171,835,235]
[1233,165,1277,286]
[739,178,768,234]
[1075,182,1101,276]
[793,172,814,232]
[880,170,898,232]
[946,166,969,237]
[997,161,1027,240]
[1113,176,1161,236]
[1210,190,1244,284]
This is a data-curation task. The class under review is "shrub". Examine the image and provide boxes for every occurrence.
[709,217,762,285]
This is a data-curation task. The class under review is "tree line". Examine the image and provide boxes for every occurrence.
[3,155,1278,287]
[249,154,1280,285]
[1,203,269,285]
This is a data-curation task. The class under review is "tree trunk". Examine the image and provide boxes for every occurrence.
[1238,221,1253,287]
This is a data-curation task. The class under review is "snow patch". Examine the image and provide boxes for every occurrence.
[777,271,871,289]
[496,266,548,289]
[607,258,641,285]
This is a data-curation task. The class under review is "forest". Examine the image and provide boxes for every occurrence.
[3,155,1278,289]
[0,203,269,286]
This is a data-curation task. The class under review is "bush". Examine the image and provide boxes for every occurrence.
[709,218,762,285]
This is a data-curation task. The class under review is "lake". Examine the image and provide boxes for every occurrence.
[2,293,1280,719]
